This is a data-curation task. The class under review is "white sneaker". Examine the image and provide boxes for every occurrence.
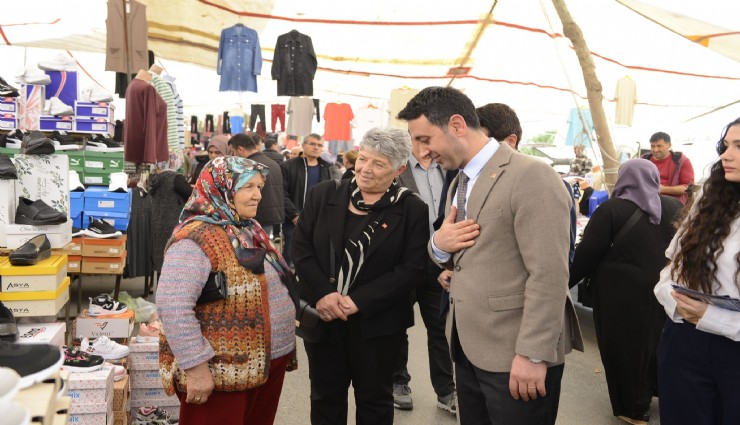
[47,97,73,116]
[69,170,85,192]
[80,336,129,360]
[0,367,21,403]
[103,362,126,382]
[37,53,77,72]
[81,85,114,103]
[108,172,128,193]
[0,400,30,425]
[15,65,51,85]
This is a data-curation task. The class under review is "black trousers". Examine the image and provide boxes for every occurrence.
[657,320,740,425]
[393,264,455,397]
[453,325,564,425]
[304,323,404,425]
[205,114,214,133]
[222,111,230,134]
[250,104,266,131]
[313,98,321,122]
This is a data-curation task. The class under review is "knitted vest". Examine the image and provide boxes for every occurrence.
[159,221,271,395]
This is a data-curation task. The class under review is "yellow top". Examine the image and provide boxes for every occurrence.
[0,255,67,276]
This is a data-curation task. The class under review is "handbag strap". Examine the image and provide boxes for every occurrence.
[611,207,644,247]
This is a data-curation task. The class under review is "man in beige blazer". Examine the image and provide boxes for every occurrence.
[398,87,583,425]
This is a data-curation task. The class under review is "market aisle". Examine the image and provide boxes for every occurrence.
[82,279,660,424]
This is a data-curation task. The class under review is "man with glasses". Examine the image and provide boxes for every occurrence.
[280,133,333,266]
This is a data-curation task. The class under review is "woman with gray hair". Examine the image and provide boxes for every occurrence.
[292,127,429,424]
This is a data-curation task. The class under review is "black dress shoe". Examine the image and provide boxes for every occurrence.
[0,154,17,179]
[9,234,51,266]
[0,301,19,342]
[15,197,68,225]
[20,131,55,155]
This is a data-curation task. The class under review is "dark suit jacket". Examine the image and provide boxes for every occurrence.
[292,179,429,340]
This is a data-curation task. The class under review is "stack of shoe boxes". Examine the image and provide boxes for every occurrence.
[129,337,181,421]
[0,96,17,130]
[64,236,83,273]
[64,366,115,425]
[80,235,128,275]
[74,101,115,135]
[0,255,70,317]
[83,186,131,232]
[82,151,125,187]
[6,153,71,249]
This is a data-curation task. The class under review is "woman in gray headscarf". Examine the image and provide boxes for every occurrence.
[569,159,683,425]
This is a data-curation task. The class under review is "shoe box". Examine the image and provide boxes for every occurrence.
[81,235,127,257]
[75,117,114,135]
[128,337,181,415]
[83,186,130,213]
[13,153,70,218]
[17,84,44,131]
[70,190,84,228]
[80,251,127,274]
[63,236,83,256]
[39,114,74,132]
[67,255,82,273]
[0,112,17,130]
[0,97,17,113]
[75,102,115,121]
[0,276,70,317]
[64,366,115,425]
[113,374,130,425]
[0,178,16,247]
[4,220,72,249]
[0,254,67,291]
[16,321,66,347]
[82,151,125,187]
[44,71,78,107]
[588,189,610,216]
[64,149,86,173]
[128,337,159,369]
[83,210,129,232]
[75,308,134,340]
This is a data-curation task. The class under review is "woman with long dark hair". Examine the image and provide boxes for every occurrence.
[654,117,740,425]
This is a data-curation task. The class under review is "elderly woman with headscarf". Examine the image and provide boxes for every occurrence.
[156,156,297,425]
[569,159,683,425]
[292,128,428,425]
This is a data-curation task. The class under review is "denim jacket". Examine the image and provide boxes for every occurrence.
[217,24,262,92]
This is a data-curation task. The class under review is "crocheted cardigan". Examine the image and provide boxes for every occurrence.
[159,221,275,394]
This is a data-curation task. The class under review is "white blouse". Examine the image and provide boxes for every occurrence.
[654,208,740,341]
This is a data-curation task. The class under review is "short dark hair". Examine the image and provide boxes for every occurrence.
[397,86,480,129]
[650,131,671,144]
[476,103,522,146]
[264,136,278,150]
[228,133,259,151]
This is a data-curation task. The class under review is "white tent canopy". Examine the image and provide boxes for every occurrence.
[2,0,739,168]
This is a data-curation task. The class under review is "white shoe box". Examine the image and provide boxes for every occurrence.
[0,179,16,247]
[16,321,66,347]
[128,368,162,389]
[130,386,169,401]
[67,392,113,425]
[4,220,72,249]
[75,313,134,340]
[0,276,70,317]
[13,153,70,216]
[128,394,180,408]
[128,351,159,368]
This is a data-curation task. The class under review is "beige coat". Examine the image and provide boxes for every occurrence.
[105,0,149,73]
[431,142,583,372]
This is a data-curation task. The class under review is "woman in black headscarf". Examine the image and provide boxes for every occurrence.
[569,159,683,425]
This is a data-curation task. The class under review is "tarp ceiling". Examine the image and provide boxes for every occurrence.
[2,0,740,142]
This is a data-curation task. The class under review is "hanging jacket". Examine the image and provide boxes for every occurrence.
[217,24,262,92]
[271,30,317,96]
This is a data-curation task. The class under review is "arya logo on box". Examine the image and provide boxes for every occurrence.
[5,282,30,290]
[20,327,46,338]
[11,307,29,314]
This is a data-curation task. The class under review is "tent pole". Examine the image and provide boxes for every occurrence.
[448,0,497,86]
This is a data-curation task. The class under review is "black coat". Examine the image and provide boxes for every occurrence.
[247,151,285,226]
[280,156,333,219]
[262,149,284,164]
[271,30,317,96]
[292,179,429,340]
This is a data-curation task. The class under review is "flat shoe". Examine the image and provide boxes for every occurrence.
[9,234,51,266]
[20,131,55,155]
[15,197,67,225]
[0,154,17,179]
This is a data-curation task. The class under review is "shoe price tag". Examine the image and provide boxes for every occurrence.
[110,264,119,269]
[84,176,103,184]
[85,160,104,169]
[56,122,73,130]
[0,103,15,112]
[97,200,114,208]
[109,248,119,254]
[92,123,108,131]
[92,107,108,115]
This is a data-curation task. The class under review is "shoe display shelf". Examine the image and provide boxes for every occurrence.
[129,337,181,422]
[63,365,115,425]
[0,255,73,341]
[13,370,71,425]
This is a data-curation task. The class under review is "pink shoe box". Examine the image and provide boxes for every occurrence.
[129,350,159,367]
[130,386,169,401]
[67,392,113,425]
[129,394,180,409]
[67,388,110,413]
[129,337,159,352]
[65,365,114,391]
[129,368,162,388]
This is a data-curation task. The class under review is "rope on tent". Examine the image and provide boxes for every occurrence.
[65,50,109,90]
[537,0,618,184]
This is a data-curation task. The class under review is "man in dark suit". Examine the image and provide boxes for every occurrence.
[394,138,457,414]
[398,87,583,425]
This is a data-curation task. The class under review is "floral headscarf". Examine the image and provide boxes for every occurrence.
[178,156,290,276]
